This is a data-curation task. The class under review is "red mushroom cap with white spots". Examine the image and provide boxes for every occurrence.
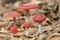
[33,15,46,22]
[16,4,38,10]
[6,11,22,18]
[23,22,31,28]
[10,26,18,34]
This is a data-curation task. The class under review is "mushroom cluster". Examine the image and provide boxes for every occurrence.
[16,4,38,36]
[0,2,48,39]
[0,0,60,40]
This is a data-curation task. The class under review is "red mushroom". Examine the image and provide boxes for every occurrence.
[33,15,46,22]
[23,22,31,28]
[10,25,18,34]
[5,11,21,25]
[16,4,38,10]
[33,15,46,34]
[23,22,31,35]
[10,25,19,40]
[16,4,38,22]
[6,11,21,18]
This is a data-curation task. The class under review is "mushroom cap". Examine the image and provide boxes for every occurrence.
[23,22,31,28]
[5,11,21,18]
[10,25,18,34]
[16,4,38,10]
[33,15,46,22]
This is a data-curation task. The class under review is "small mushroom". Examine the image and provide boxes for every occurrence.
[33,15,47,40]
[10,25,19,40]
[23,22,31,36]
[33,15,46,34]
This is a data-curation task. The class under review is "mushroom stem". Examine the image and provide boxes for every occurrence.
[25,16,30,22]
[25,27,30,35]
[38,23,42,34]
[25,10,30,22]
[26,10,30,16]
[26,10,29,12]
[13,17,16,25]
